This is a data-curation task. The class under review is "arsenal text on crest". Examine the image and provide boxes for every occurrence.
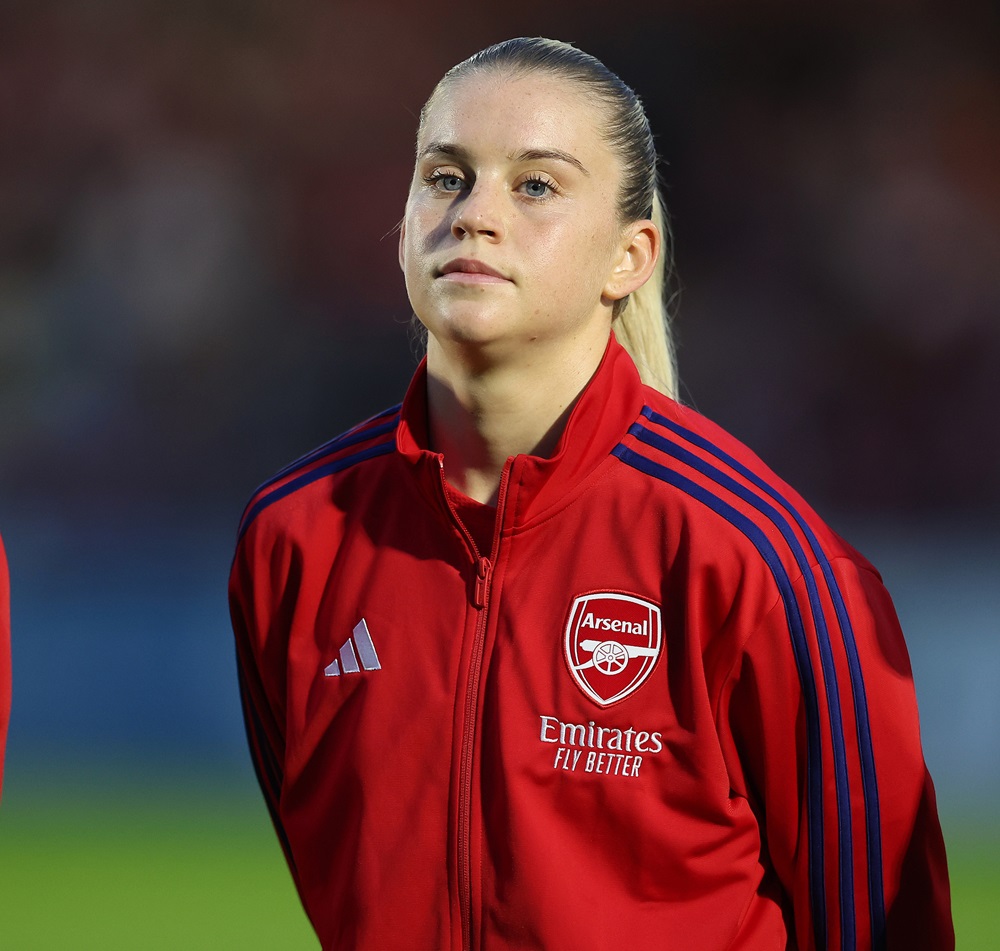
[579,613,649,637]
[564,592,662,708]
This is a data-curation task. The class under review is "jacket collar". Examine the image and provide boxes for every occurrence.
[396,333,647,529]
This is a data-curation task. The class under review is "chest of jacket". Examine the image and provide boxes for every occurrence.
[272,454,776,949]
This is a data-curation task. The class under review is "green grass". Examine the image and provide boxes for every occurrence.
[0,783,318,950]
[1,785,996,949]
[947,824,1000,951]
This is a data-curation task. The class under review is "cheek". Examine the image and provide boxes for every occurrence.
[400,228,428,305]
[530,214,591,263]
[401,208,440,284]
[410,193,459,252]
[532,219,615,295]
[401,198,432,256]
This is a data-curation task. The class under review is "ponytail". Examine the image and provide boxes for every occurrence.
[614,192,679,400]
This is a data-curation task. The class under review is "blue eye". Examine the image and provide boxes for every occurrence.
[427,173,464,192]
[521,177,552,198]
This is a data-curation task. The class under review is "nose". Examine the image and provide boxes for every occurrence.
[451,180,504,241]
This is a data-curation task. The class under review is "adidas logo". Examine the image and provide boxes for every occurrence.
[324,618,382,677]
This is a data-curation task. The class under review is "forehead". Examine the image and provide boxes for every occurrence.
[419,70,614,169]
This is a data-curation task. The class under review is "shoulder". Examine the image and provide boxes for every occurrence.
[235,403,402,544]
[617,387,869,575]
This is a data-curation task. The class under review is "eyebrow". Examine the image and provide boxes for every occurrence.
[418,141,590,176]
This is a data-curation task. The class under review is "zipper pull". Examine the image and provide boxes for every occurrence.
[473,556,492,609]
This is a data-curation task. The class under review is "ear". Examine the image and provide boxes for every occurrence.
[398,219,407,272]
[603,219,660,304]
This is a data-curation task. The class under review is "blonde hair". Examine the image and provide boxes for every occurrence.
[421,37,680,400]
[613,192,678,398]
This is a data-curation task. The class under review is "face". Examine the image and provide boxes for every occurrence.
[399,70,647,361]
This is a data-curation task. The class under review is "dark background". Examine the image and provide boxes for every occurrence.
[2,0,997,854]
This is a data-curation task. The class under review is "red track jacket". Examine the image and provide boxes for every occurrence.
[229,337,952,950]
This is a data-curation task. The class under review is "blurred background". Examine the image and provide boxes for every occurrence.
[1,0,997,946]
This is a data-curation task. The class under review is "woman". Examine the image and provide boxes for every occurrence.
[230,38,953,950]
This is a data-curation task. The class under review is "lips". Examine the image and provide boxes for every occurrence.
[437,258,511,283]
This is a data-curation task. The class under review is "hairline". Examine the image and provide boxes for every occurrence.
[420,61,618,139]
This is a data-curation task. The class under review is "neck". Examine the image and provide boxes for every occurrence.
[426,332,610,505]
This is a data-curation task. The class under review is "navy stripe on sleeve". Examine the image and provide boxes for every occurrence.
[612,442,830,951]
[237,410,400,540]
[270,405,400,483]
[626,419,856,950]
[639,407,885,949]
[235,658,297,879]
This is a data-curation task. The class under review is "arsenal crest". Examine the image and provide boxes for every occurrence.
[564,592,662,707]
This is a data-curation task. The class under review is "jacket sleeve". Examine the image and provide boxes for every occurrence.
[719,555,953,951]
[0,534,10,801]
[228,527,300,889]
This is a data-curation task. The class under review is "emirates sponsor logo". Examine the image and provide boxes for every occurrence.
[564,592,662,707]
[538,714,664,779]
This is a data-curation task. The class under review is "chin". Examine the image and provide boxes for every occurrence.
[423,306,517,349]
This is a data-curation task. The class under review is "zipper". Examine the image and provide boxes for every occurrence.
[458,555,491,950]
[437,459,510,951]
[473,556,490,608]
